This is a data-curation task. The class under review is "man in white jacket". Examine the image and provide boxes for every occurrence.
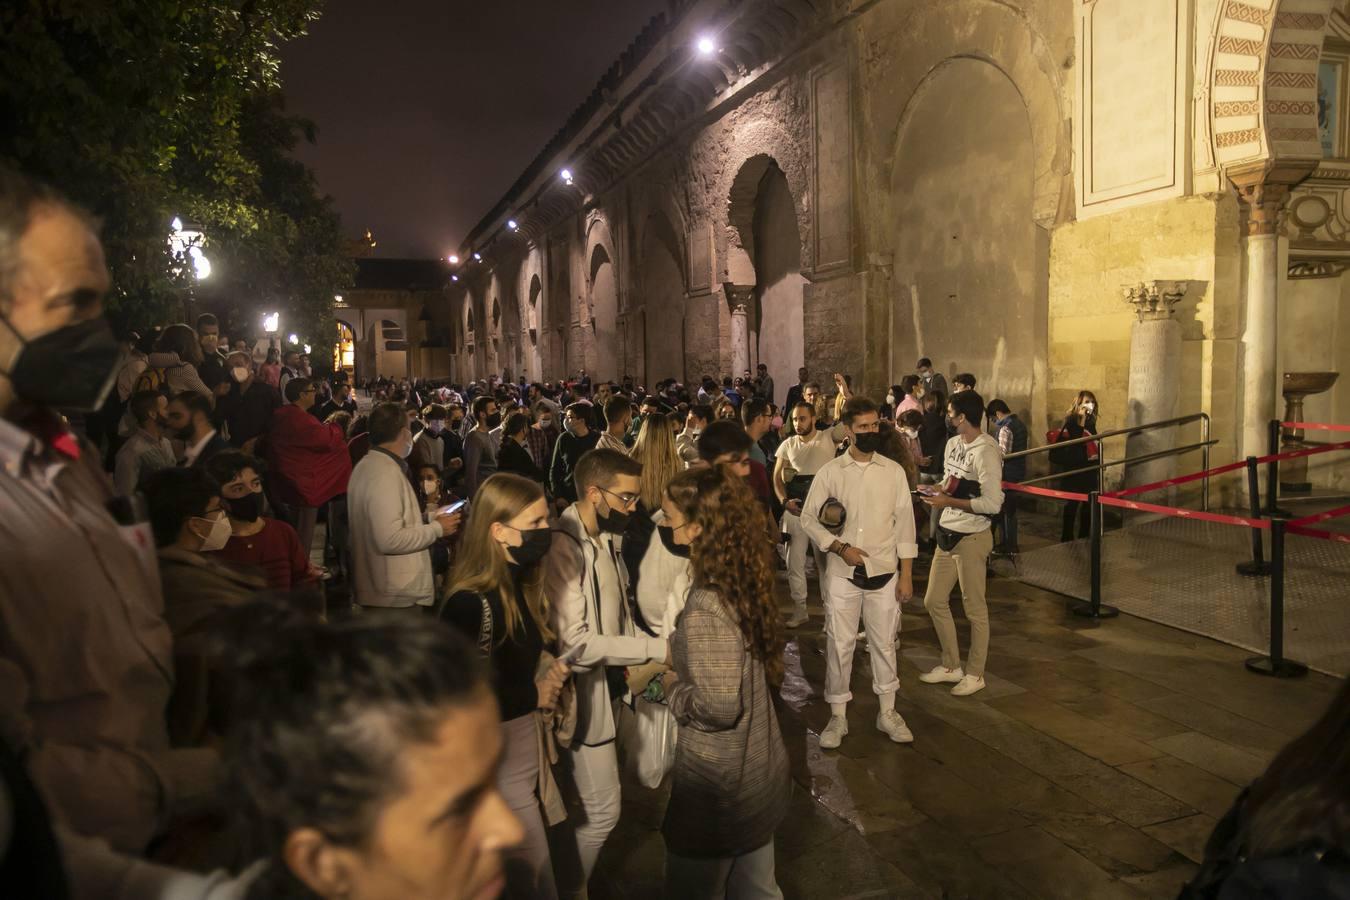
[918,389,1004,697]
[346,402,460,613]
[544,447,668,891]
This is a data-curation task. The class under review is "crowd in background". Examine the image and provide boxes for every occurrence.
[4,164,1349,900]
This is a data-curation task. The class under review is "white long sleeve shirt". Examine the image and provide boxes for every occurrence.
[801,450,918,581]
[938,433,1004,534]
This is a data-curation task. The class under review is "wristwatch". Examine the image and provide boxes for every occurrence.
[830,540,850,557]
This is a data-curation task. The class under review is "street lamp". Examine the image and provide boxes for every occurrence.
[288,333,299,346]
[262,312,279,335]
[448,254,459,265]
[560,168,574,185]
[696,35,718,56]
[169,217,210,280]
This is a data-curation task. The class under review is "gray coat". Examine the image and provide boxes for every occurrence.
[662,587,790,858]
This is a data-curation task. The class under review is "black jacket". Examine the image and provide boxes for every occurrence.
[499,437,544,483]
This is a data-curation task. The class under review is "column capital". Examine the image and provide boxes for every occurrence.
[1228,159,1318,236]
[1123,281,1187,321]
[722,282,755,311]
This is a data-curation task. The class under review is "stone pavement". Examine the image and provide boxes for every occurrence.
[588,567,1342,899]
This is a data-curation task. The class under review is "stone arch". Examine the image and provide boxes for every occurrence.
[638,209,688,386]
[588,241,619,380]
[890,56,1042,413]
[1207,0,1335,169]
[726,152,809,276]
[877,0,1070,230]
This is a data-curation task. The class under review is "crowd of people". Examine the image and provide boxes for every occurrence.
[4,166,1348,900]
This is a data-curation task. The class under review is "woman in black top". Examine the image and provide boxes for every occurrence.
[439,472,568,900]
[918,389,948,481]
[1055,390,1100,541]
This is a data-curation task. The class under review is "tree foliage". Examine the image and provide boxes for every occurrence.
[0,0,351,350]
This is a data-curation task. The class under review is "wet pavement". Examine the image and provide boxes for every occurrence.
[588,563,1342,899]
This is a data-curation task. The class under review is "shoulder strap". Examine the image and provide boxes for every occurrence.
[476,592,493,654]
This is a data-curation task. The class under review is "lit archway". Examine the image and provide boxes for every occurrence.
[589,243,618,380]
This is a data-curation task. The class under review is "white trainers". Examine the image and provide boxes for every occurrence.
[876,709,914,743]
[918,664,965,685]
[951,674,986,697]
[785,609,809,628]
[819,714,848,749]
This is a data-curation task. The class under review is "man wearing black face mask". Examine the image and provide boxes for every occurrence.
[802,396,918,751]
[544,448,669,893]
[205,451,315,591]
[0,167,219,852]
[462,395,499,498]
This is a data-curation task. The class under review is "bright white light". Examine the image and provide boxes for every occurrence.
[560,168,573,184]
[334,294,344,303]
[696,36,717,56]
[447,254,459,265]
[263,312,279,334]
[288,333,299,345]
[171,217,184,232]
[303,344,311,355]
[507,219,519,231]
[188,246,211,280]
[473,252,482,261]
[452,274,460,282]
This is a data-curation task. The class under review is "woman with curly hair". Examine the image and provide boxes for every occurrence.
[657,466,789,898]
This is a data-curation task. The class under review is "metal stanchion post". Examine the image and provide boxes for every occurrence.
[1264,418,1291,518]
[1246,519,1308,678]
[1236,456,1271,577]
[1072,490,1118,619]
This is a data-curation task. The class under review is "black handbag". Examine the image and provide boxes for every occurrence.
[935,526,968,552]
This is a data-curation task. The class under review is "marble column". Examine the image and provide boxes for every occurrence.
[723,283,755,379]
[1123,281,1187,493]
[1229,163,1313,467]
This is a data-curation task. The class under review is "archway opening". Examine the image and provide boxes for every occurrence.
[750,162,804,406]
[641,213,686,387]
[590,243,619,381]
[890,58,1042,412]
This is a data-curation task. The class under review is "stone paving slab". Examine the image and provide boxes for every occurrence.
[588,567,1341,900]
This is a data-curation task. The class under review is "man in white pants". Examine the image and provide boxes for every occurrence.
[545,448,669,894]
[803,396,918,749]
[774,401,839,627]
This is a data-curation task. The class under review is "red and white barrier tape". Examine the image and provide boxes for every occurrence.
[1287,524,1350,544]
[1105,460,1248,498]
[1097,495,1271,529]
[1286,504,1350,528]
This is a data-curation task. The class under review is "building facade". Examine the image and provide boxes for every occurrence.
[337,258,454,383]
[445,0,1350,495]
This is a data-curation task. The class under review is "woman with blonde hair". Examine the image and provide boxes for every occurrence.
[630,413,682,512]
[438,472,569,900]
[657,466,790,898]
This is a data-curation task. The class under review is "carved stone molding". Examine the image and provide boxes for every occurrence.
[1229,160,1318,236]
[722,282,755,312]
[1288,259,1350,279]
[1123,281,1188,321]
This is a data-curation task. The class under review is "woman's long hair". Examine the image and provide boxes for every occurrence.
[631,415,682,510]
[156,322,204,368]
[666,467,784,684]
[442,473,552,641]
[1068,390,1099,429]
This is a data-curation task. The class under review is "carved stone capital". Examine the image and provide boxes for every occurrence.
[1228,159,1318,236]
[1123,281,1187,321]
[722,282,755,311]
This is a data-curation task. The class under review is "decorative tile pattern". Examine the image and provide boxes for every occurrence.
[1217,35,1263,56]
[1265,99,1316,115]
[1224,0,1273,26]
[1273,12,1326,30]
[1269,126,1319,141]
[1269,42,1321,59]
[1215,69,1261,86]
[1215,127,1262,146]
[1265,70,1318,88]
[1213,100,1259,117]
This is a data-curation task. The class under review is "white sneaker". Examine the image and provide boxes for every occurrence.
[876,709,914,743]
[951,674,986,697]
[785,609,808,628]
[918,664,965,685]
[819,714,848,749]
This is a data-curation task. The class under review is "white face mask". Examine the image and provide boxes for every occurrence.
[427,420,445,434]
[193,513,232,552]
[422,479,438,495]
[400,437,414,459]
[885,393,896,406]
[902,427,918,439]
[1083,402,1096,414]
[231,366,250,383]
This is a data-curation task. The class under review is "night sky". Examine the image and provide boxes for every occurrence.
[280,0,670,259]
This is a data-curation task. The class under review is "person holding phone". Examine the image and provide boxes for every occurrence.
[347,402,462,616]
[439,472,568,900]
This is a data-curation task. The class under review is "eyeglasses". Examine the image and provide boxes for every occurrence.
[598,486,640,510]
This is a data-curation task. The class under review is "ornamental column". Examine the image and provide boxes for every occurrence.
[1123,281,1187,494]
[723,283,754,379]
[1229,162,1314,465]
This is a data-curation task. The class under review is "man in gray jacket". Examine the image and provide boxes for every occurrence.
[346,402,460,613]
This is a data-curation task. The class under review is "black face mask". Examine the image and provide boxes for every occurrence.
[507,527,552,567]
[853,432,882,454]
[598,498,631,534]
[657,524,691,558]
[0,314,121,412]
[485,412,502,429]
[174,422,196,441]
[228,491,263,522]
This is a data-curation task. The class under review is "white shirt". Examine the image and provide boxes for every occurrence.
[774,428,838,479]
[938,433,1004,534]
[801,450,918,580]
[181,429,217,467]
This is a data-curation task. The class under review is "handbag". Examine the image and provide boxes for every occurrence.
[622,696,677,789]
